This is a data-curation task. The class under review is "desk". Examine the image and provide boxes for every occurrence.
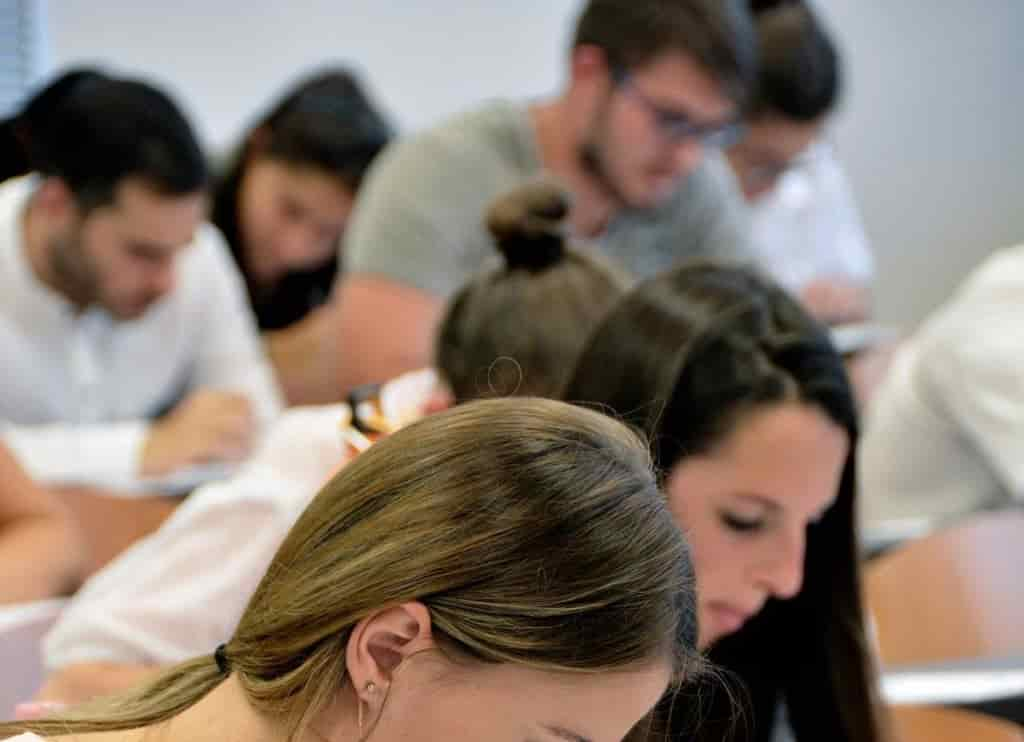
[883,655,1024,725]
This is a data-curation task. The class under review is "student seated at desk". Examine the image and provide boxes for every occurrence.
[860,242,1024,528]
[210,69,393,404]
[319,0,758,403]
[726,0,874,327]
[1,398,702,742]
[562,261,887,741]
[0,73,281,492]
[35,181,630,704]
[0,442,84,603]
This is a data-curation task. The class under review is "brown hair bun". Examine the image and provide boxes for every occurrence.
[486,179,571,272]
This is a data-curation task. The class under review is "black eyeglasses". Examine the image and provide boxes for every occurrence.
[612,68,745,150]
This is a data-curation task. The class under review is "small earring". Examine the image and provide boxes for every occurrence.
[358,681,377,736]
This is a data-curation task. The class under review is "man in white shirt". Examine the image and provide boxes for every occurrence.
[725,0,873,326]
[859,243,1024,527]
[0,74,281,492]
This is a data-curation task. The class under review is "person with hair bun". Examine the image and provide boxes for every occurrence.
[34,180,630,706]
[728,0,874,326]
[436,179,630,403]
[3,398,703,742]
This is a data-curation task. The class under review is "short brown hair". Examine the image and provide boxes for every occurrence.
[573,0,758,103]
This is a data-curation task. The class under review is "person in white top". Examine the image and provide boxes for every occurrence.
[859,243,1024,527]
[727,0,873,326]
[0,74,282,492]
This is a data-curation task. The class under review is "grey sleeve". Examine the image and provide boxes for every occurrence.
[343,132,507,300]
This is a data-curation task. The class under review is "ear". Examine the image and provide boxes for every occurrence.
[568,44,613,90]
[34,177,78,222]
[345,602,434,700]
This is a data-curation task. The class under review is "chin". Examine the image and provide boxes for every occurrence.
[108,300,155,321]
[625,180,677,211]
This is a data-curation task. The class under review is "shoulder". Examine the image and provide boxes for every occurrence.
[911,245,1024,388]
[358,100,536,204]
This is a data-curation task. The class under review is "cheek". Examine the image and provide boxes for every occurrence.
[668,494,746,597]
[77,228,117,283]
[379,685,500,739]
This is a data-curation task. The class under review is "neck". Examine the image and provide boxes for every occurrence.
[22,189,71,300]
[137,676,289,742]
[141,674,359,742]
[529,97,621,238]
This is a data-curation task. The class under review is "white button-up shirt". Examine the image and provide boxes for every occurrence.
[0,175,282,490]
[748,141,874,294]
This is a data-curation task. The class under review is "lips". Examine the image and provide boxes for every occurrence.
[706,602,756,636]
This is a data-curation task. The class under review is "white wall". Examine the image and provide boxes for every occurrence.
[46,1,579,146]
[819,0,1024,325]
[45,1,1024,326]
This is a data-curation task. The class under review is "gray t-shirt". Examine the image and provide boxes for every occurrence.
[344,100,751,297]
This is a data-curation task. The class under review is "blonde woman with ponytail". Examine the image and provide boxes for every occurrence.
[6,398,702,742]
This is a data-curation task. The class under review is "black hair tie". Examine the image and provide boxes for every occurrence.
[214,644,231,675]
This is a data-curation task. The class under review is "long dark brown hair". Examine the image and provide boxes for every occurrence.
[562,261,886,742]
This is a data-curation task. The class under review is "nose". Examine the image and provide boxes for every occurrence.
[756,526,806,600]
[277,222,320,270]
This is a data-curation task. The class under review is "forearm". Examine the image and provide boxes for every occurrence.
[0,514,84,603]
[332,277,442,399]
[264,306,340,406]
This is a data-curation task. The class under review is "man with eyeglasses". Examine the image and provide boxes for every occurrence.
[316,0,758,400]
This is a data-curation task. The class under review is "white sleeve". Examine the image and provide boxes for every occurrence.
[919,305,1024,499]
[188,227,283,430]
[42,404,349,669]
[43,471,298,668]
[1,420,148,486]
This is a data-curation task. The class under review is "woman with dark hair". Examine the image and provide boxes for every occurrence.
[728,0,873,326]
[563,261,887,742]
[213,68,393,402]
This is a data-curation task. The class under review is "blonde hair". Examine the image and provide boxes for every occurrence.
[436,179,631,402]
[3,398,699,740]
